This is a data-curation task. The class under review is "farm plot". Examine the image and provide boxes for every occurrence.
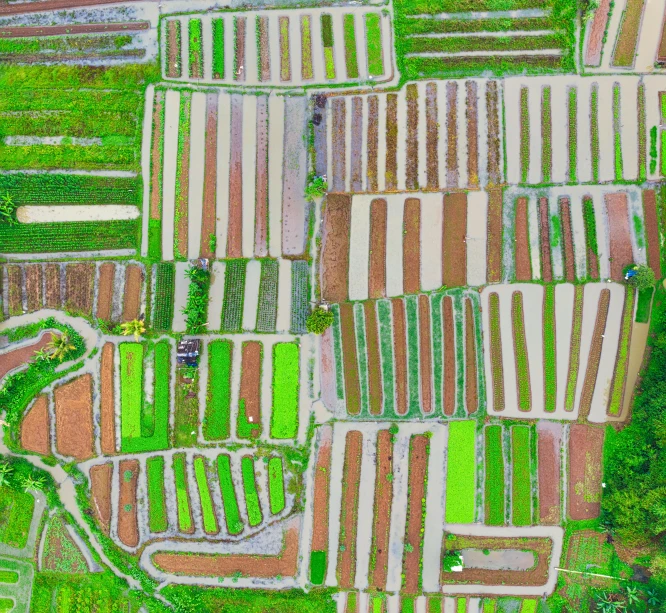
[323,82,503,194]
[53,374,94,461]
[481,282,631,421]
[320,192,489,304]
[150,88,310,260]
[161,8,394,86]
[20,394,51,456]
[327,290,485,418]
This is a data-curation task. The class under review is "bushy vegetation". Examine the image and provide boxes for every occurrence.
[241,457,263,527]
[511,425,532,526]
[268,456,286,514]
[306,306,334,334]
[146,456,167,533]
[183,265,210,334]
[153,263,175,332]
[485,425,505,526]
[445,420,476,523]
[217,454,243,535]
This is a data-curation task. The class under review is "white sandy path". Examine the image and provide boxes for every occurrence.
[16,205,139,223]
[162,89,180,262]
[223,14,234,85]
[202,15,213,81]
[332,12,346,86]
[420,193,444,291]
[268,14,280,84]
[594,191,611,280]
[349,197,371,301]
[551,83,568,184]
[569,193,588,279]
[288,15,303,88]
[385,196,405,298]
[503,80,521,185]
[387,595,400,613]
[477,80,489,187]
[207,261,225,332]
[522,284,545,415]
[549,195,564,280]
[172,262,190,333]
[437,80,448,189]
[385,430,410,592]
[355,12,368,81]
[636,0,666,71]
[242,95,257,259]
[597,79,616,182]
[179,16,188,82]
[620,77,639,181]
[469,599,481,613]
[627,189,647,265]
[396,88,407,192]
[380,12,393,81]
[444,599,455,613]
[601,0,628,71]
[228,334,243,444]
[276,259,292,333]
[297,335,313,445]
[245,15,259,86]
[310,12,325,83]
[377,92,388,193]
[268,95,285,258]
[417,81,428,189]
[577,79,593,183]
[528,83,542,185]
[527,194,541,281]
[242,259,261,331]
[554,283,575,415]
[140,85,154,258]
[215,92,231,260]
[187,91,206,260]
[457,79,469,188]
[354,432,378,589]
[466,190,488,286]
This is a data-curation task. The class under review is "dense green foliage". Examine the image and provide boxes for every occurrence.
[445,420,476,523]
[119,343,144,445]
[291,261,310,334]
[608,287,635,416]
[222,260,246,332]
[512,292,531,412]
[268,456,285,515]
[636,287,653,323]
[205,340,232,441]
[343,14,359,79]
[184,265,210,334]
[270,343,300,440]
[485,425,505,526]
[256,259,279,332]
[153,263,175,332]
[194,457,218,534]
[306,306,334,334]
[543,286,556,412]
[217,454,243,535]
[310,550,327,585]
[146,456,167,533]
[241,456,263,527]
[0,485,34,549]
[511,426,532,526]
[365,14,384,76]
[212,18,225,79]
[173,454,192,533]
[42,514,88,572]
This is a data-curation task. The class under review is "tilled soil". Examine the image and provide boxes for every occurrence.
[466,81,479,187]
[166,20,181,78]
[418,295,433,414]
[234,16,246,82]
[258,16,270,82]
[366,96,379,192]
[300,15,313,80]
[368,198,387,299]
[559,198,576,282]
[512,291,531,411]
[515,197,532,281]
[486,188,504,283]
[392,298,408,415]
[542,87,552,181]
[226,94,244,258]
[54,375,94,461]
[537,422,561,525]
[443,296,456,416]
[489,293,505,412]
[446,82,459,187]
[337,430,363,589]
[7,265,22,315]
[385,94,398,190]
[65,262,94,316]
[539,197,553,282]
[239,342,262,437]
[406,84,419,190]
[426,82,439,189]
[96,262,115,321]
[331,98,346,193]
[321,194,351,302]
[122,265,143,322]
[565,286,585,412]
[20,394,50,455]
[0,0,143,15]
[568,424,604,520]
[351,97,364,192]
[340,304,361,416]
[44,263,61,309]
[465,298,478,414]
[403,197,421,294]
[311,428,332,552]
[486,81,502,184]
[643,190,662,277]
[100,343,116,455]
[579,289,610,417]
[25,264,42,312]
[0,331,52,382]
[253,96,268,257]
[611,0,645,66]
[150,91,164,221]
[201,94,219,259]
[605,192,634,281]
[442,192,467,287]
[370,430,393,590]
[118,459,139,548]
[586,0,612,65]
[364,302,383,416]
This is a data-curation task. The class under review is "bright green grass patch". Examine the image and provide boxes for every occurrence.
[172,454,192,533]
[636,287,653,323]
[568,87,577,182]
[343,14,359,79]
[512,293,531,411]
[0,486,34,549]
[217,454,243,534]
[431,294,444,414]
[401,596,414,613]
[270,343,300,439]
[148,218,161,260]
[550,214,561,249]
[365,13,384,76]
[428,598,442,613]
[322,14,336,80]
[188,18,203,77]
[268,457,285,514]
[310,550,326,585]
[0,571,17,584]
[119,343,143,444]
[520,600,537,613]
[485,425,505,526]
[0,598,12,613]
[205,340,232,441]
[608,286,635,416]
[194,457,218,534]
[543,286,556,412]
[542,86,552,182]
[445,420,476,523]
[153,262,175,332]
[146,456,167,533]
[457,599,466,613]
[483,601,496,613]
[582,196,599,260]
[241,457,263,527]
[212,18,225,79]
[373,596,385,613]
[511,425,532,526]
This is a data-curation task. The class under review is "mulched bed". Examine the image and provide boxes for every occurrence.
[643,189,662,277]
[239,342,262,437]
[605,192,634,281]
[122,264,143,322]
[568,424,604,520]
[442,192,467,287]
[466,81,479,187]
[385,94,398,190]
[117,459,139,548]
[367,96,379,192]
[368,198,387,299]
[311,429,332,554]
[96,262,115,321]
[7,265,22,315]
[486,187,503,283]
[150,91,164,221]
[370,429,393,590]
[392,298,409,415]
[227,94,244,258]
[443,296,456,416]
[25,264,42,312]
[0,331,52,381]
[426,82,438,189]
[364,301,383,416]
[351,97,364,192]
[418,295,433,414]
[446,82,458,187]
[90,463,112,535]
[166,20,181,78]
[201,93,219,259]
[100,343,116,455]
[514,197,532,281]
[321,194,351,302]
[537,426,561,524]
[258,16,270,82]
[176,94,191,259]
[254,97,268,257]
[403,197,421,294]
[559,198,576,282]
[464,298,478,414]
[44,263,61,309]
[340,304,361,416]
[486,81,502,184]
[234,17,246,82]
[54,374,94,461]
[20,394,50,455]
[539,197,553,282]
[406,84,419,190]
[331,98,346,193]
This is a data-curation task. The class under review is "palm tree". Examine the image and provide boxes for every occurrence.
[46,333,75,362]
[33,348,51,362]
[120,319,145,341]
[21,474,45,492]
[625,586,640,607]
[646,588,659,608]
[0,462,13,487]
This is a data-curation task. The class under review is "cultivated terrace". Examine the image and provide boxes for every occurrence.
[0,0,665,612]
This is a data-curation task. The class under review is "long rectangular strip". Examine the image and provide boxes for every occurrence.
[443,296,456,416]
[484,425,505,526]
[539,197,552,282]
[543,285,556,413]
[418,295,433,414]
[309,428,332,584]
[520,86,529,183]
[392,298,409,416]
[340,303,362,416]
[465,297,478,414]
[559,198,576,282]
[542,86,552,183]
[364,301,383,416]
[488,292,505,412]
[512,291,531,412]
[607,286,635,416]
[564,286,584,411]
[511,425,532,527]
[369,429,393,590]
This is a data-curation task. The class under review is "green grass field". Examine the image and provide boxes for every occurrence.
[270,343,300,440]
[194,457,218,534]
[146,456,167,533]
[173,454,192,533]
[241,457,263,527]
[119,343,144,448]
[205,340,232,441]
[268,457,285,515]
[511,425,532,526]
[0,486,34,549]
[217,454,243,535]
[485,425,505,525]
[445,420,477,523]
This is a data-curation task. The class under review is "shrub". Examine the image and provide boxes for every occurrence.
[442,551,463,572]
[305,175,328,201]
[306,307,334,334]
[309,550,326,585]
[183,264,210,334]
[627,264,655,290]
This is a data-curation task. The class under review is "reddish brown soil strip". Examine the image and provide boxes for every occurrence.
[96,263,115,321]
[201,93,219,259]
[364,301,384,416]
[118,459,139,548]
[321,194,351,302]
[254,97,269,256]
[568,424,604,520]
[25,264,42,312]
[418,295,433,414]
[0,0,138,14]
[559,198,576,282]
[486,81,502,184]
[537,425,561,525]
[54,374,94,461]
[176,95,190,259]
[605,192,634,281]
[234,17,246,82]
[122,265,143,322]
[425,82,439,189]
[279,16,291,82]
[368,198,387,299]
[385,94,398,191]
[370,430,393,590]
[65,263,94,316]
[466,81,479,187]
[166,20,181,79]
[403,198,421,294]
[586,0,612,65]
[465,298,478,415]
[539,197,553,282]
[442,192,467,287]
[311,428,332,554]
[643,190,662,277]
[350,97,364,192]
[515,197,532,281]
[0,21,148,37]
[0,331,52,382]
[331,98,346,193]
[406,84,419,190]
[583,196,600,280]
[443,296,456,416]
[90,463,112,535]
[579,289,611,417]
[154,518,300,577]
[100,343,116,455]
[340,304,362,416]
[388,300,408,417]
[258,16,270,82]
[403,434,429,594]
[239,342,262,434]
[367,96,379,192]
[20,395,50,455]
[487,187,503,283]
[7,265,22,316]
[227,94,243,258]
[45,263,61,309]
[150,91,164,221]
[446,82,459,187]
[337,430,363,588]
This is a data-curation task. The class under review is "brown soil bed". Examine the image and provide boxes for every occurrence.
[320,194,351,302]
[166,20,181,78]
[20,394,50,455]
[586,0,612,65]
[100,343,116,455]
[311,427,332,552]
[337,430,363,588]
[539,197,553,282]
[542,87,552,181]
[486,82,502,184]
[367,96,379,191]
[331,97,346,193]
[176,94,191,259]
[150,91,164,221]
[442,192,467,287]
[611,0,646,67]
[340,304,361,416]
[7,265,22,315]
[0,21,148,37]
[605,192,634,281]
[0,331,52,382]
[369,198,387,299]
[25,264,42,312]
[279,16,291,81]
[65,263,94,316]
[44,263,61,309]
[370,429,393,590]
[364,301,383,415]
[54,374,94,461]
[568,424,604,520]
[537,423,561,525]
[443,296,456,416]
[643,189,662,277]
[385,94,398,190]
[226,94,243,257]
[392,298,408,415]
[90,463,112,534]
[253,96,268,258]
[466,81,479,187]
[418,295,433,414]
[234,17,246,82]
[118,459,139,548]
[559,198,576,282]
[0,0,144,15]
[426,82,439,189]
[350,97,364,192]
[465,298,478,414]
[403,197,421,294]
[258,16,270,82]
[403,434,429,593]
[122,265,143,322]
[96,262,115,321]
[406,84,419,190]
[446,82,459,187]
[515,197,532,281]
[487,187,503,283]
[154,518,300,577]
[239,341,262,437]
[201,93,219,259]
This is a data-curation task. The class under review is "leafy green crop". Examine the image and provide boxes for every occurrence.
[270,343,300,439]
[146,456,167,533]
[205,340,232,441]
[511,425,532,526]
[445,420,476,523]
[194,457,218,534]
[241,456,263,527]
[268,457,285,514]
[172,454,192,533]
[119,343,144,445]
[485,425,505,525]
[217,455,243,535]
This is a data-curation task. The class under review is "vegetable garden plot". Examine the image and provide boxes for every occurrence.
[480,282,629,421]
[160,8,394,87]
[324,81,503,194]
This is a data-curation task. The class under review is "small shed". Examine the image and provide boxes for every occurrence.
[177,339,200,366]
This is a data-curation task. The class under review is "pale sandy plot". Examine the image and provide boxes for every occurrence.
[245,16,259,86]
[528,83,542,185]
[635,0,666,71]
[202,15,213,81]
[577,80,593,183]
[332,13,346,86]
[621,320,649,417]
[215,92,231,259]
[187,91,206,260]
[354,12,368,80]
[420,194,443,291]
[527,195,541,281]
[348,198,371,301]
[554,283,575,414]
[385,197,405,297]
[223,14,235,83]
[601,0,628,71]
[503,80,521,185]
[444,598,456,613]
[522,284,545,415]
[549,196,564,280]
[242,260,261,331]
[162,89,181,261]
[310,13,325,83]
[645,76,665,181]
[208,261,225,331]
[276,258,292,333]
[385,432,410,592]
[242,96,257,258]
[466,190,488,286]
[268,95,285,258]
[569,193,588,279]
[597,79,616,182]
[325,427,347,586]
[377,93,387,193]
[354,432,377,589]
[627,189,647,265]
[620,77,639,181]
[344,96,352,194]
[550,83,568,184]
[457,78,469,188]
[17,205,139,223]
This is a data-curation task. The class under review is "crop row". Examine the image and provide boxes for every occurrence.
[153,263,175,333]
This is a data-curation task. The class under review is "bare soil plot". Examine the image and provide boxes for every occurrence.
[122,265,143,322]
[337,430,362,588]
[258,16,271,82]
[90,463,112,534]
[467,81,479,186]
[331,98,347,192]
[364,302,383,416]
[403,198,421,294]
[515,197,532,281]
[100,343,116,455]
[311,427,332,554]
[96,263,115,321]
[150,92,164,222]
[20,395,50,456]
[586,0,612,65]
[403,435,428,593]
[392,298,409,416]
[24,264,42,312]
[642,190,662,277]
[340,304,361,416]
[386,94,398,190]
[369,198,387,299]
[367,96,379,191]
[45,264,61,308]
[406,85,419,190]
[370,430,393,590]
[568,424,604,520]
[0,331,52,382]
[65,263,94,316]
[118,459,139,548]
[239,342,262,437]
[442,193,467,287]
[605,193,633,282]
[226,95,243,258]
[54,375,94,461]
[7,265,22,315]
[351,97,364,192]
[0,21,149,36]
[418,295,433,415]
[611,0,646,67]
[167,21,181,78]
[446,82,459,187]
[537,422,561,525]
[321,194,351,302]
[539,198,553,282]
[487,82,502,184]
[234,17,247,82]
[201,93,218,259]
[253,96,268,257]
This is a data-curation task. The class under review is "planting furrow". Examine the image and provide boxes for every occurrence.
[466,81,479,187]
[484,425,505,526]
[465,297,478,415]
[340,303,362,416]
[100,342,116,455]
[226,94,243,258]
[368,198,387,299]
[643,189,662,277]
[205,340,232,441]
[605,192,634,281]
[543,286,556,413]
[175,92,191,259]
[54,375,94,461]
[268,95,284,257]
[445,420,476,524]
[161,89,180,261]
[117,459,139,548]
[238,341,262,440]
[24,263,42,312]
[466,191,487,287]
[149,91,164,259]
[321,193,351,303]
[442,192,467,288]
[511,425,532,526]
[568,424,604,520]
[241,95,257,258]
[369,430,393,590]
[385,94,398,191]
[364,301,383,416]
[406,84,419,190]
[486,188,503,284]
[367,96,379,191]
[514,197,531,281]
[425,82,438,189]
[488,292,504,413]
[419,295,433,415]
[511,291,531,412]
[403,198,421,294]
[446,82,458,187]
[559,198,576,282]
[21,395,49,456]
[406,296,421,415]
[538,198,552,282]
[199,93,218,259]
[122,264,143,323]
[351,97,364,192]
[349,197,371,301]
[96,262,114,321]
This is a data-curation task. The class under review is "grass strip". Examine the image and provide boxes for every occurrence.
[512,292,531,412]
[613,84,623,180]
[543,286,556,412]
[0,486,34,549]
[188,18,203,78]
[565,286,584,410]
[221,259,246,332]
[119,343,143,445]
[405,295,421,415]
[568,87,577,182]
[489,293,505,412]
[608,286,635,415]
[172,454,192,533]
[290,260,310,334]
[322,14,335,79]
[146,456,167,533]
[331,304,346,401]
[377,299,396,415]
[445,420,476,523]
[310,550,326,585]
[365,13,384,76]
[241,456,263,527]
[343,14,359,79]
[520,86,529,184]
[485,425,505,525]
[256,258,279,332]
[638,83,646,180]
[212,18,225,79]
[216,454,243,534]
[354,302,370,416]
[270,342,300,439]
[301,15,313,80]
[268,456,285,514]
[511,425,532,526]
[205,340,232,441]
[194,457,218,534]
